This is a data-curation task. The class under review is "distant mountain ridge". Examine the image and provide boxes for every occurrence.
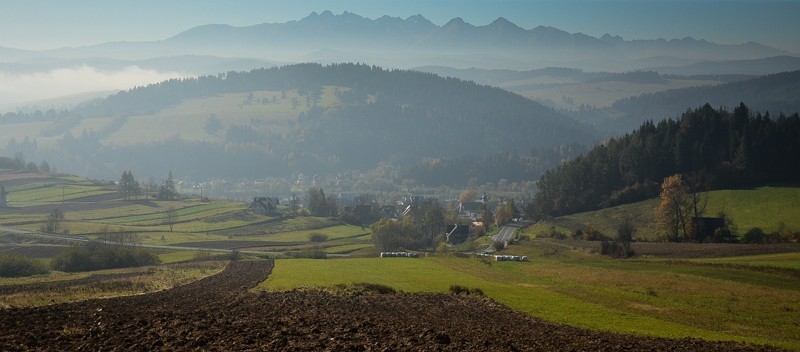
[3,11,791,72]
[160,11,787,69]
[571,70,800,136]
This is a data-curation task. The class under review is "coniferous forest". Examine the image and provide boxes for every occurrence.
[529,103,800,218]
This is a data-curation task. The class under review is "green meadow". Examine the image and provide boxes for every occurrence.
[0,175,371,256]
[261,244,800,350]
[3,174,799,349]
[526,187,800,240]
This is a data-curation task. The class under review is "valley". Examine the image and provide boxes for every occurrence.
[1,4,799,351]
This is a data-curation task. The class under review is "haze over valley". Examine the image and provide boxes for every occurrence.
[2,2,800,350]
[2,8,799,186]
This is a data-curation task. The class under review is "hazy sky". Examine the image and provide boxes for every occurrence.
[1,0,799,53]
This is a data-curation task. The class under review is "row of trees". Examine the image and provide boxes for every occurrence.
[51,243,160,272]
[371,198,452,251]
[305,188,338,217]
[529,103,800,219]
[0,152,55,174]
[117,170,176,201]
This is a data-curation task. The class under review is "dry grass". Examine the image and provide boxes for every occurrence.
[0,261,226,308]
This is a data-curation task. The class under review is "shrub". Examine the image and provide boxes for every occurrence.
[449,284,484,296]
[0,254,50,277]
[538,226,567,240]
[328,282,396,295]
[493,240,505,251]
[228,249,242,261]
[51,244,160,272]
[284,249,328,259]
[712,227,738,243]
[581,226,608,241]
[352,282,395,294]
[740,228,785,244]
[741,228,765,244]
[601,239,634,259]
[308,232,329,242]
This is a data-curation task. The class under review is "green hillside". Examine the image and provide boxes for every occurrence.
[526,186,800,241]
[0,173,371,257]
[0,63,595,181]
[263,247,800,349]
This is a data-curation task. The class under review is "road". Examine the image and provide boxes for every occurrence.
[492,225,517,245]
[473,224,520,254]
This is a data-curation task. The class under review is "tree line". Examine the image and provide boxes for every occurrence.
[528,103,800,219]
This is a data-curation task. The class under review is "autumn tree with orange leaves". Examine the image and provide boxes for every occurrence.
[655,174,692,242]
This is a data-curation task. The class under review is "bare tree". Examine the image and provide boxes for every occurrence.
[164,208,178,232]
[40,208,65,234]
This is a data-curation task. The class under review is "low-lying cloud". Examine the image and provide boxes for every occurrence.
[0,65,186,109]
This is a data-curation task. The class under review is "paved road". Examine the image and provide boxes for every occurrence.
[492,225,517,244]
[473,225,519,254]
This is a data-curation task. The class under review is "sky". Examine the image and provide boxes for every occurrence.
[1,0,799,53]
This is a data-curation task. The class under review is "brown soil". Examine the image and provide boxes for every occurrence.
[0,271,149,295]
[0,260,783,351]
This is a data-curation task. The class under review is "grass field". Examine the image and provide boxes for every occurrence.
[102,86,345,147]
[0,173,374,255]
[693,252,800,270]
[4,173,800,348]
[526,187,800,241]
[261,241,800,349]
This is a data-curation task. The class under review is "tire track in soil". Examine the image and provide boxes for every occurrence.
[0,259,786,351]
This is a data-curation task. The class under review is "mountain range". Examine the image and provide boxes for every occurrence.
[1,11,793,72]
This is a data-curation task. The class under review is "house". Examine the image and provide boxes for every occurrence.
[379,205,399,219]
[249,197,280,216]
[0,185,7,207]
[458,202,484,219]
[445,224,471,244]
[343,204,378,224]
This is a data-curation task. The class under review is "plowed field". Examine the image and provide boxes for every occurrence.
[0,260,783,351]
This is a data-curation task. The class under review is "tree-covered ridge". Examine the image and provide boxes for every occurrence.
[572,70,800,136]
[1,63,595,180]
[529,103,800,218]
[400,145,588,188]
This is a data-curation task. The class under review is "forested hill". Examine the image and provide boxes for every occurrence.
[572,70,800,136]
[529,103,800,218]
[0,63,596,180]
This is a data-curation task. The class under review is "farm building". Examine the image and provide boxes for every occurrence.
[445,224,471,244]
[249,197,280,216]
[458,202,483,219]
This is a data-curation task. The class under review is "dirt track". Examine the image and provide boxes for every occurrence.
[0,260,783,351]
